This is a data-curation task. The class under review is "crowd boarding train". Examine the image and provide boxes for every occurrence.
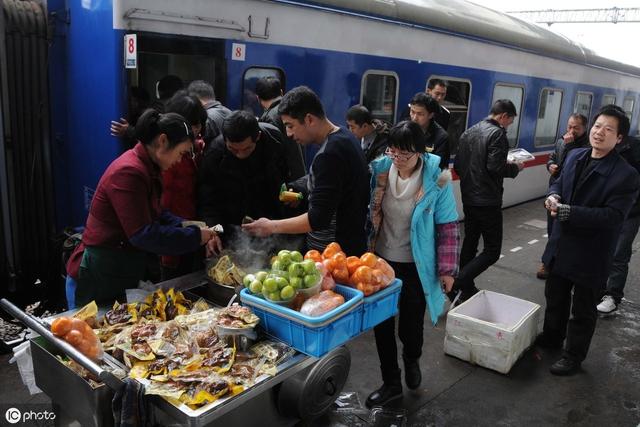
[43,0,640,227]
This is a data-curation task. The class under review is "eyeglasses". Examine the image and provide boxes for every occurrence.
[385,148,416,161]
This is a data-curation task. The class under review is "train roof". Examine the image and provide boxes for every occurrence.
[287,0,640,77]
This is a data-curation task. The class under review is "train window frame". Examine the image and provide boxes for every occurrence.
[426,75,472,155]
[602,94,616,107]
[360,70,399,124]
[491,82,525,148]
[241,66,287,117]
[623,97,635,120]
[534,87,564,147]
[574,91,593,120]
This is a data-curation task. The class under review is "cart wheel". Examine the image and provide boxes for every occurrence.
[278,346,351,420]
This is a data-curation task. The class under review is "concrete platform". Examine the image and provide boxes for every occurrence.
[2,199,639,426]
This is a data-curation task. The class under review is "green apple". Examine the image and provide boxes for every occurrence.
[275,276,289,289]
[271,260,283,272]
[243,274,256,287]
[278,252,292,267]
[263,277,278,292]
[303,274,321,288]
[280,285,295,300]
[255,271,268,282]
[301,259,317,275]
[249,280,263,294]
[267,291,281,301]
[289,276,303,289]
[290,251,303,263]
[288,262,304,278]
[278,249,291,258]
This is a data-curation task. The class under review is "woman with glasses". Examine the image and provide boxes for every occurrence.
[366,120,460,407]
[65,109,218,307]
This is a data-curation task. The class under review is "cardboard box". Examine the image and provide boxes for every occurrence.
[444,290,541,374]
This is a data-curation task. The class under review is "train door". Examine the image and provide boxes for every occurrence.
[126,34,227,114]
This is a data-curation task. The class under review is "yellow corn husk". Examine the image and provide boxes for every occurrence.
[73,301,98,320]
[129,361,152,379]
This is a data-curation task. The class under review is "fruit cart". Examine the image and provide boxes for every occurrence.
[0,271,353,426]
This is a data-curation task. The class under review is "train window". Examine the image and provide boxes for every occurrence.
[242,67,286,117]
[574,92,593,119]
[427,76,471,155]
[535,88,563,147]
[361,71,398,124]
[492,83,524,148]
[623,97,635,119]
[602,94,616,107]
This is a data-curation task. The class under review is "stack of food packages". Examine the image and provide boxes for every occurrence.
[50,288,294,408]
[304,242,396,296]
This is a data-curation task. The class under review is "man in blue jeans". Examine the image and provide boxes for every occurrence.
[597,134,640,314]
[452,100,523,301]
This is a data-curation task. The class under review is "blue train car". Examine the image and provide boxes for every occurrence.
[47,0,640,229]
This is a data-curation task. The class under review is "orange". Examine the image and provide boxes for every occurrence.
[346,256,363,275]
[51,317,72,337]
[360,252,378,268]
[322,242,342,259]
[304,250,323,262]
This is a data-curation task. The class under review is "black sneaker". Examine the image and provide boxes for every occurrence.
[549,357,581,376]
[365,383,403,408]
[403,357,422,390]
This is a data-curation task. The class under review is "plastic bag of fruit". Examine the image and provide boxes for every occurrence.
[300,290,345,317]
[315,261,336,291]
[50,316,104,361]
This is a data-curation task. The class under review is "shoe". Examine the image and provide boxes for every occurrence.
[535,334,563,350]
[549,357,581,376]
[597,295,618,314]
[403,357,422,390]
[536,263,549,280]
[365,383,403,408]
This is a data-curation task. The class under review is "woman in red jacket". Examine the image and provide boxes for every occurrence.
[66,109,218,306]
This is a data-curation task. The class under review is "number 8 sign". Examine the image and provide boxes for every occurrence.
[124,34,137,69]
[232,43,246,61]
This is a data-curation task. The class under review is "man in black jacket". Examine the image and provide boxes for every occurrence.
[188,80,231,145]
[197,110,291,248]
[537,113,589,279]
[243,86,369,256]
[346,104,389,164]
[409,93,450,170]
[256,76,306,180]
[426,78,450,131]
[452,99,523,301]
[596,132,640,314]
[539,105,639,375]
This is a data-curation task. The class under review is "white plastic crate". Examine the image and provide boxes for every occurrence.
[444,290,541,374]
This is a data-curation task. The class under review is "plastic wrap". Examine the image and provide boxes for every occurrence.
[300,290,345,317]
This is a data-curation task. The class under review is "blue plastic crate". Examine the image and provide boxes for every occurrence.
[240,285,363,357]
[361,279,402,332]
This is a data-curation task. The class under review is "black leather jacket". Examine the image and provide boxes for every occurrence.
[618,135,640,218]
[454,118,520,206]
[424,120,449,169]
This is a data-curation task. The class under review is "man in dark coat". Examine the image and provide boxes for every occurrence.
[346,104,390,164]
[409,92,450,169]
[452,99,523,301]
[188,80,231,145]
[537,113,589,279]
[197,110,291,249]
[256,76,306,180]
[539,105,640,376]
